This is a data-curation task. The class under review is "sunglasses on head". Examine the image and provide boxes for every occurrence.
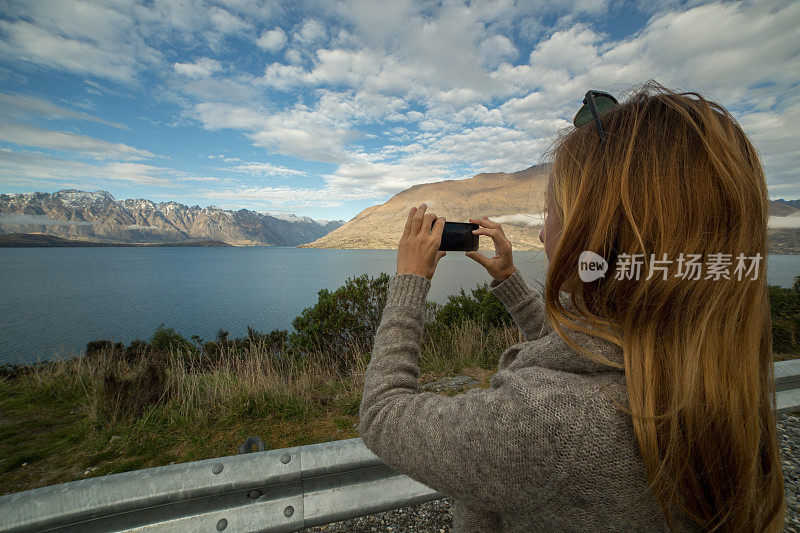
[573,90,619,142]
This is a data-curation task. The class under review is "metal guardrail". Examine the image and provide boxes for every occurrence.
[1,359,798,533]
[0,438,443,533]
[776,358,800,414]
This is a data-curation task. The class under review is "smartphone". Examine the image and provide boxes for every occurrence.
[432,221,480,251]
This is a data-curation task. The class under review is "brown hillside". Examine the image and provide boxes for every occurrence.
[300,164,800,254]
[300,165,550,251]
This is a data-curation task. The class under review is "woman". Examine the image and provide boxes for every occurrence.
[358,81,786,532]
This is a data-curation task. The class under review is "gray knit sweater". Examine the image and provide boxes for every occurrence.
[358,268,704,532]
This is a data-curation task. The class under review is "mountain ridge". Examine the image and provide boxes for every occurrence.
[0,190,345,246]
[300,164,550,251]
[2,178,798,252]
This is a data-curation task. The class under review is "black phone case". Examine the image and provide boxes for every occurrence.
[436,221,479,252]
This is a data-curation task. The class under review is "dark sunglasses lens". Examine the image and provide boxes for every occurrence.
[573,104,592,127]
[573,95,617,127]
[594,95,617,115]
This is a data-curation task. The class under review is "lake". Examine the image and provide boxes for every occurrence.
[1,247,798,365]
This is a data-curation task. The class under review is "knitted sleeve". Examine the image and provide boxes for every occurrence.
[488,268,549,341]
[358,272,586,515]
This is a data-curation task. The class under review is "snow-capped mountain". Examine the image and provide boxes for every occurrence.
[261,212,320,225]
[0,189,346,246]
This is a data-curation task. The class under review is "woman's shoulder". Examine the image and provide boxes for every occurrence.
[490,331,631,431]
[498,325,625,375]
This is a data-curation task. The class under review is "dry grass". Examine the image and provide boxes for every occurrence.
[24,319,521,425]
[0,318,520,494]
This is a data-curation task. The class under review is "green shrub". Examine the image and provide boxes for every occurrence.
[429,283,512,332]
[772,318,797,354]
[101,361,171,421]
[769,276,800,354]
[124,340,151,364]
[288,273,391,369]
[86,340,124,359]
[150,324,195,355]
[247,326,288,352]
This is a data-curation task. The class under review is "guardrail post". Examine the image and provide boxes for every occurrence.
[238,436,267,454]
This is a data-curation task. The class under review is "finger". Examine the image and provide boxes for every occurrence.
[403,206,417,238]
[472,227,500,237]
[434,250,446,267]
[410,204,427,235]
[421,212,437,235]
[473,227,511,252]
[431,215,445,242]
[473,227,508,241]
[465,250,492,269]
[468,217,501,230]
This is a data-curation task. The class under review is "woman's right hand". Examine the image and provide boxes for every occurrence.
[465,217,516,283]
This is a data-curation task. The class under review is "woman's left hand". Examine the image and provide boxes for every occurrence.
[397,203,446,280]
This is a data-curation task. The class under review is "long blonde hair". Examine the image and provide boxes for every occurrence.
[542,80,785,531]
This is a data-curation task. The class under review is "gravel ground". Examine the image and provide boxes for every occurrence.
[779,412,800,533]
[303,412,800,533]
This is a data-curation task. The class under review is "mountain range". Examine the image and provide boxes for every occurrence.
[2,169,799,253]
[0,190,345,246]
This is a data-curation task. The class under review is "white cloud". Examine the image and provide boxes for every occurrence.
[0,93,128,129]
[0,0,273,84]
[479,35,518,66]
[227,162,306,177]
[287,0,798,199]
[491,213,545,227]
[257,28,287,52]
[517,16,544,41]
[324,160,451,195]
[293,19,327,46]
[737,101,800,194]
[174,58,223,79]
[316,119,550,198]
[0,19,144,82]
[211,0,276,22]
[262,62,306,89]
[208,6,250,34]
[0,123,154,160]
[190,99,361,164]
[0,149,174,187]
[194,183,378,210]
[285,48,303,64]
[175,175,220,182]
[174,75,262,104]
[769,212,800,229]
[527,23,604,79]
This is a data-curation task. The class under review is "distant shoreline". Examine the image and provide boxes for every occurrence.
[2,231,798,254]
[0,233,231,247]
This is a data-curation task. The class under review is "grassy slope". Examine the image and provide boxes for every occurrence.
[0,321,506,495]
[1,349,794,495]
[0,368,495,495]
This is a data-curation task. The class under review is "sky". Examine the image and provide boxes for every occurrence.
[0,0,798,222]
